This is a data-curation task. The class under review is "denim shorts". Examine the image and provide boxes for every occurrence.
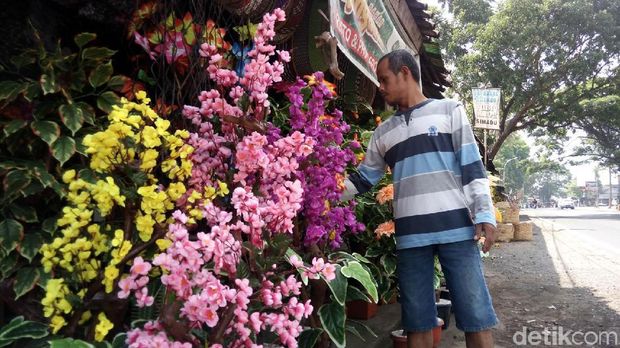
[396,239,498,332]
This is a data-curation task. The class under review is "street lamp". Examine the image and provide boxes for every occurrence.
[502,157,519,186]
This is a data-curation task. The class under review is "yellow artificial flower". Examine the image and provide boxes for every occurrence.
[49,315,66,334]
[140,149,159,171]
[136,213,155,242]
[141,126,161,148]
[62,169,76,184]
[167,182,186,201]
[217,181,229,196]
[94,312,114,341]
[156,238,172,251]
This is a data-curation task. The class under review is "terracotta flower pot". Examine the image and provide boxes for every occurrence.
[346,300,378,320]
[391,318,444,348]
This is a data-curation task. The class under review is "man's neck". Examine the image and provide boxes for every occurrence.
[398,92,428,111]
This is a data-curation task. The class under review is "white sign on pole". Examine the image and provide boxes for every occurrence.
[472,88,501,130]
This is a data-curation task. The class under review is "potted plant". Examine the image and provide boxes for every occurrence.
[346,174,398,319]
[391,317,444,348]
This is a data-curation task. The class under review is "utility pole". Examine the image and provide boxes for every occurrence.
[610,167,613,208]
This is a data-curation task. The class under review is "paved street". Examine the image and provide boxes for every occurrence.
[525,206,620,254]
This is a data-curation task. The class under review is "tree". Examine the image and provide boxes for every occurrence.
[572,94,620,171]
[438,0,619,162]
[523,158,572,203]
[494,133,530,194]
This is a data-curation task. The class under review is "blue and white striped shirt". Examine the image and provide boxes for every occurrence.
[343,99,496,249]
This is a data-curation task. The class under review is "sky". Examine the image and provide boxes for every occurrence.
[522,130,618,187]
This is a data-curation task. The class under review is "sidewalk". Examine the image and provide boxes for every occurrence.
[346,303,469,348]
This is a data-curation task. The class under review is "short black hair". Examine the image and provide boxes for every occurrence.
[378,49,421,84]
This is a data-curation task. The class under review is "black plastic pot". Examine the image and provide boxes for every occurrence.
[436,298,452,329]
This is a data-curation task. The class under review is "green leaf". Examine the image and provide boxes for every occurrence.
[341,261,378,303]
[78,168,98,183]
[137,69,156,86]
[107,75,129,92]
[19,234,43,262]
[325,265,347,305]
[380,254,397,276]
[13,267,40,300]
[285,248,308,285]
[0,316,48,346]
[111,333,127,348]
[49,338,95,348]
[89,62,113,88]
[3,119,28,137]
[81,47,116,61]
[3,169,31,195]
[39,73,59,95]
[352,252,371,264]
[96,91,120,113]
[93,342,112,348]
[76,102,96,125]
[318,302,346,348]
[346,285,372,302]
[59,104,84,135]
[10,51,37,69]
[74,33,97,48]
[31,121,61,145]
[41,218,58,235]
[0,252,18,278]
[346,320,378,341]
[23,83,41,102]
[298,328,323,348]
[0,219,23,252]
[328,251,357,263]
[32,167,63,195]
[0,81,27,104]
[21,181,45,196]
[51,137,76,166]
[9,204,38,223]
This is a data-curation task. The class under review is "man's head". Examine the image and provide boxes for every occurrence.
[376,49,421,107]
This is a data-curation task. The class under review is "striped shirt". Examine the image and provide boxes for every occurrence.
[343,99,496,249]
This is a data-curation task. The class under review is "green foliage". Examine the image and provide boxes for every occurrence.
[0,316,48,347]
[439,0,619,160]
[495,133,531,194]
[573,93,620,169]
[0,31,125,305]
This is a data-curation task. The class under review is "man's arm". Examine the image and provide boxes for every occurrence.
[451,104,497,250]
[341,132,387,201]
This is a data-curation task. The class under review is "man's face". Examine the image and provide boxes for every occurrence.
[376,59,405,106]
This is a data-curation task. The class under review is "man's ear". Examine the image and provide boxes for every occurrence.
[400,65,411,79]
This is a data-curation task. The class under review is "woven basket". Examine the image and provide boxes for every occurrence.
[513,222,533,241]
[495,201,510,210]
[503,208,520,224]
[496,223,514,242]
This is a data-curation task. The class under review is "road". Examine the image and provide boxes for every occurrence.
[520,206,620,314]
[524,206,620,254]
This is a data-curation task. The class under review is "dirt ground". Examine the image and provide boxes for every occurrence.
[452,215,620,347]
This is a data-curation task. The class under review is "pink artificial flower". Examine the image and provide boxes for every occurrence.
[322,263,336,281]
[273,8,287,21]
[289,255,304,268]
[277,50,291,62]
[131,257,152,276]
[117,276,135,299]
[204,307,219,327]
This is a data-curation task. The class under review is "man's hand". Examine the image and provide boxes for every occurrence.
[474,223,496,253]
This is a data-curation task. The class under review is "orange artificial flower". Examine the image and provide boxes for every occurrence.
[375,220,395,239]
[376,184,394,204]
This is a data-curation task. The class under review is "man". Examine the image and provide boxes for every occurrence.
[342,49,498,348]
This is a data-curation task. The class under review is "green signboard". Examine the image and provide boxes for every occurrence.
[329,0,410,85]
